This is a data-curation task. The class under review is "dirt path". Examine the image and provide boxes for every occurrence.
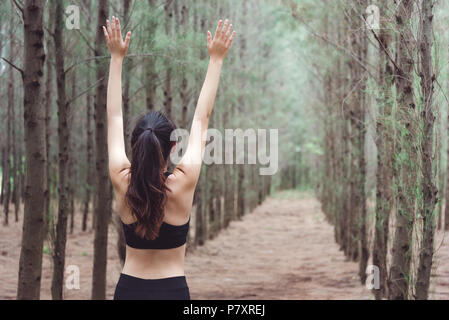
[185,191,371,299]
[1,191,448,299]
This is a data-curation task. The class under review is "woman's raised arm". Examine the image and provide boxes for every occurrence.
[175,19,236,186]
[103,16,132,187]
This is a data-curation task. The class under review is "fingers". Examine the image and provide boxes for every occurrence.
[106,19,112,37]
[226,31,236,47]
[102,26,110,44]
[216,19,233,41]
[221,19,229,37]
[207,30,212,46]
[116,17,123,41]
[124,31,131,49]
[106,16,126,42]
[214,20,222,39]
[111,16,117,38]
[225,24,233,38]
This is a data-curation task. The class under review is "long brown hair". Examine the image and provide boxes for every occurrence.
[125,111,176,240]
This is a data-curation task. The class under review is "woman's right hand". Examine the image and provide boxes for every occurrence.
[207,19,236,62]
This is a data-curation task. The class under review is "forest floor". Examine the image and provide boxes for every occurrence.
[1,190,448,299]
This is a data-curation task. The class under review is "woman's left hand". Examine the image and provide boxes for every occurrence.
[103,16,131,59]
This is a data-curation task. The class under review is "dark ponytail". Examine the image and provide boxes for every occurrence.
[125,111,176,240]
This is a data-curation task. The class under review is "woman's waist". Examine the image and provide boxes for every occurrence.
[122,249,185,279]
[121,265,185,279]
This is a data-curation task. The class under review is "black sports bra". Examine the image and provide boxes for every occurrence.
[122,218,190,249]
[121,172,190,250]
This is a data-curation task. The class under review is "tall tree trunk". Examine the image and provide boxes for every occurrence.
[82,54,93,232]
[92,0,111,300]
[115,214,126,265]
[436,121,443,230]
[122,0,132,154]
[216,164,224,230]
[179,2,189,129]
[357,4,369,283]
[20,143,25,202]
[69,68,77,235]
[4,18,14,226]
[192,5,206,246]
[223,114,232,228]
[346,8,361,261]
[206,162,215,239]
[51,0,70,300]
[163,1,173,119]
[44,4,55,234]
[143,0,157,114]
[11,54,19,223]
[194,170,205,246]
[236,0,247,220]
[236,165,245,218]
[373,1,394,299]
[17,0,47,300]
[335,24,350,251]
[388,0,417,300]
[415,0,437,300]
[1,148,4,205]
[445,81,449,231]
[4,86,11,226]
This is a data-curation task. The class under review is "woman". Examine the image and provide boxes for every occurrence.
[102,16,235,300]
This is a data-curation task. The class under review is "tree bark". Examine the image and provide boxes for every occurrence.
[11,47,19,223]
[236,0,247,220]
[415,0,437,300]
[51,0,71,300]
[346,6,362,262]
[115,214,126,265]
[357,2,368,283]
[194,170,205,246]
[122,0,132,155]
[44,3,55,234]
[4,17,14,226]
[388,0,417,300]
[223,113,232,228]
[82,51,93,232]
[91,0,111,300]
[163,1,173,119]
[436,121,443,230]
[192,5,206,246]
[445,78,449,231]
[17,0,47,300]
[1,148,5,208]
[373,1,394,299]
[142,0,157,115]
[179,2,189,129]
[68,69,76,235]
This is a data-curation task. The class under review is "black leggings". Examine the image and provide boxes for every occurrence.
[113,273,190,300]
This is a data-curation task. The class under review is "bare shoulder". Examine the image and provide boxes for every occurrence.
[171,164,199,188]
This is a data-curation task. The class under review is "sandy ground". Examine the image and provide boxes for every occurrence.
[0,191,448,299]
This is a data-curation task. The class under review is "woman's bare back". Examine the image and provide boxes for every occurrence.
[114,168,194,279]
